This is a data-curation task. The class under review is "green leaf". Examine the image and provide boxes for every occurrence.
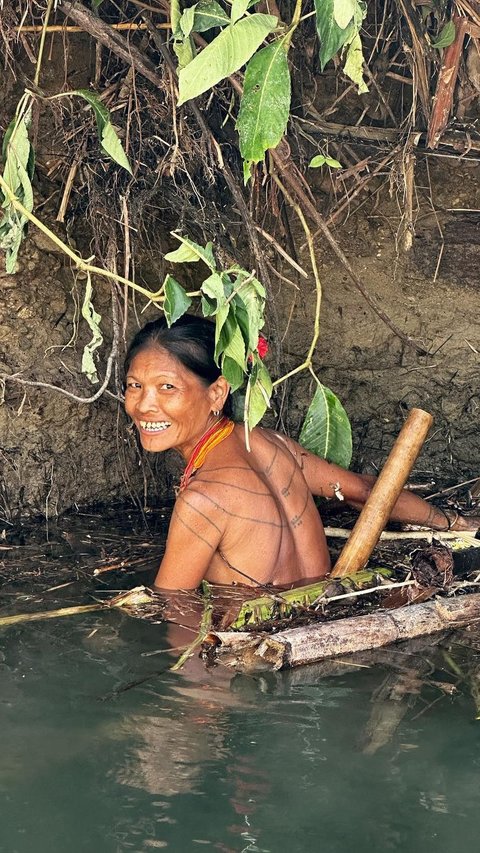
[100,122,132,173]
[67,88,110,134]
[231,0,249,23]
[180,4,197,37]
[174,36,196,69]
[315,0,353,69]
[232,274,265,352]
[166,234,217,270]
[236,40,291,168]
[221,354,245,391]
[0,105,34,272]
[309,154,342,168]
[193,0,230,31]
[171,0,183,37]
[201,271,226,302]
[215,305,237,362]
[432,20,456,49]
[333,0,356,28]
[81,276,103,384]
[64,90,132,172]
[223,319,246,368]
[343,31,368,93]
[246,364,271,428]
[177,13,277,105]
[164,275,193,326]
[299,382,352,468]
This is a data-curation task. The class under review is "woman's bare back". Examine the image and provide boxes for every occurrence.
[159,425,330,588]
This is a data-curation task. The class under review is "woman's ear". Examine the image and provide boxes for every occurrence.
[209,376,231,412]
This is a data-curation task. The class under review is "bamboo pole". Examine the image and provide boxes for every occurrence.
[331,408,434,578]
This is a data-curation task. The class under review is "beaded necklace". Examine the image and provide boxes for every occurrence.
[178,416,235,493]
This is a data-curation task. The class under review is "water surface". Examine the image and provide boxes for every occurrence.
[1,512,480,853]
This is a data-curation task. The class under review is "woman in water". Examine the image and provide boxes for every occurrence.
[124,315,479,591]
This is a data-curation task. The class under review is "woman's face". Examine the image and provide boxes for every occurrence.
[124,346,222,459]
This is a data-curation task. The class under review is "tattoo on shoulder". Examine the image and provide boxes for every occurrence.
[264,444,278,477]
[290,486,310,529]
[281,458,299,498]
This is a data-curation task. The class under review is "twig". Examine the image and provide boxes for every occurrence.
[270,174,322,387]
[426,477,480,500]
[170,583,213,671]
[314,579,416,606]
[56,160,78,223]
[323,526,479,541]
[34,0,54,87]
[254,225,308,278]
[60,0,166,89]
[16,21,170,34]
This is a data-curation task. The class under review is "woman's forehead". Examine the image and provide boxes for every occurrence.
[127,346,198,382]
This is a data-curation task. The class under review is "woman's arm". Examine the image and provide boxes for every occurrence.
[282,436,479,532]
[153,487,225,590]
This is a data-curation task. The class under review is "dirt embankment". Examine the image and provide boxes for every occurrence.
[1,33,479,518]
[2,157,479,520]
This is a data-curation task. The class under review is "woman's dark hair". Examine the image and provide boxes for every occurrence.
[124,314,233,417]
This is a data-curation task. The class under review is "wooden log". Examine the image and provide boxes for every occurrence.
[210,592,480,672]
[331,408,433,577]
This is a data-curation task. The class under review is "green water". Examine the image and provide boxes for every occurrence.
[2,517,480,852]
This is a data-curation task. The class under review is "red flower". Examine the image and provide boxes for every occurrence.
[257,335,269,359]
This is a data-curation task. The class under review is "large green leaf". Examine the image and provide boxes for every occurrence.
[177,13,277,105]
[193,0,230,31]
[299,382,352,468]
[164,275,192,326]
[314,0,353,69]
[174,36,196,69]
[221,354,245,391]
[236,40,291,172]
[223,320,246,367]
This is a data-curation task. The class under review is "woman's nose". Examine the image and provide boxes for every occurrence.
[136,388,159,413]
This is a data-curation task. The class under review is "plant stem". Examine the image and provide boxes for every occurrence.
[270,174,322,388]
[34,0,55,87]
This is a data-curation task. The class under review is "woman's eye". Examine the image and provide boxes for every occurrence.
[126,381,141,389]
[161,383,175,390]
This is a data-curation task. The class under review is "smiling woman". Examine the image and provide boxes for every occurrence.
[124,315,480,592]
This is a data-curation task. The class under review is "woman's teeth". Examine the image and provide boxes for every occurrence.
[140,421,171,432]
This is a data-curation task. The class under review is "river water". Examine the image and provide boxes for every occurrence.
[1,510,480,853]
